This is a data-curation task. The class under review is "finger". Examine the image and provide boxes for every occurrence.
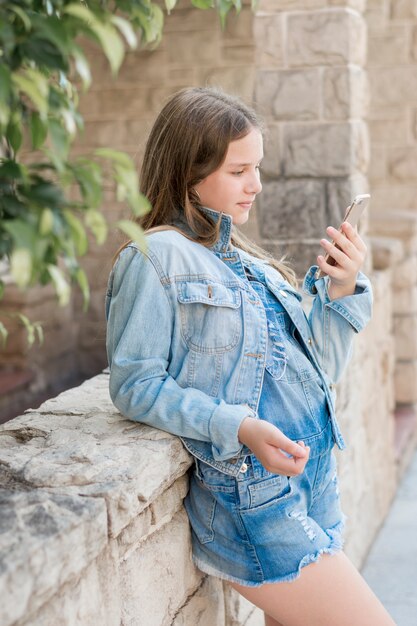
[324,227,360,261]
[317,254,348,278]
[272,432,308,458]
[269,446,310,476]
[340,222,367,253]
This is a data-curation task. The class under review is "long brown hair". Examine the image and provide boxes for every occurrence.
[120,87,296,285]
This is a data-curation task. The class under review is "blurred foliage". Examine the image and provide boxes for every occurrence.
[0,0,251,333]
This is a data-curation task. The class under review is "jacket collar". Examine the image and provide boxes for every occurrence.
[172,206,234,253]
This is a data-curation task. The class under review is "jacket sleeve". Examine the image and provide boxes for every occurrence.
[302,266,373,383]
[106,246,256,462]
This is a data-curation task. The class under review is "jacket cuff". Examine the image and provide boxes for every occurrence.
[209,402,257,461]
[303,266,373,333]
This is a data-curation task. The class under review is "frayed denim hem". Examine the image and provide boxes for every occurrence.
[192,518,346,588]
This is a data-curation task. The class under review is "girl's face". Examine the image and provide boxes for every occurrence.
[194,128,263,226]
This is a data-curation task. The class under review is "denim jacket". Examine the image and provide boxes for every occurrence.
[106,207,373,477]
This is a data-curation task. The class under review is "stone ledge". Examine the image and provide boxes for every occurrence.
[0,373,194,626]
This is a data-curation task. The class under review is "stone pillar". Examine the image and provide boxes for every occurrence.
[366,0,417,212]
[253,2,370,276]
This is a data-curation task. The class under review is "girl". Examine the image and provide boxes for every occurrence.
[106,87,395,626]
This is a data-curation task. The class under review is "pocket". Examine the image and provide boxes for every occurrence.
[177,281,242,353]
[184,473,217,544]
[247,474,292,511]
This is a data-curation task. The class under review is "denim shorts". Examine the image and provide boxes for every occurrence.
[183,419,345,586]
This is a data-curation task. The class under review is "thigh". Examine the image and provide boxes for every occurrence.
[229,552,396,626]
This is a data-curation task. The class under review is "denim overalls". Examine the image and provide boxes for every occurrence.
[184,256,343,585]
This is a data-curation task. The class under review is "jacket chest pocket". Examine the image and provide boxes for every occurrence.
[177,281,242,353]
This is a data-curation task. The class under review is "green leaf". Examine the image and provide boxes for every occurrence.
[48,118,70,160]
[63,209,88,255]
[8,4,31,31]
[73,48,91,90]
[165,0,178,13]
[30,111,48,149]
[85,208,108,245]
[39,208,54,235]
[12,69,49,118]
[111,15,138,49]
[0,64,11,126]
[75,267,90,311]
[10,248,32,288]
[0,280,4,300]
[116,219,146,250]
[64,4,125,74]
[95,147,133,169]
[0,321,7,347]
[71,159,102,207]
[2,219,37,249]
[191,0,213,8]
[6,118,23,153]
[47,264,70,306]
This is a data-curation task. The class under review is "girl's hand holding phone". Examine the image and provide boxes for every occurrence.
[317,222,368,301]
[238,417,310,476]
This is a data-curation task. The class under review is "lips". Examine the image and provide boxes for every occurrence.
[238,202,253,209]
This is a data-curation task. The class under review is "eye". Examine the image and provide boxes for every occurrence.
[232,170,244,176]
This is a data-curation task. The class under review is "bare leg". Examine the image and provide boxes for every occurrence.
[229,552,396,626]
[264,613,284,626]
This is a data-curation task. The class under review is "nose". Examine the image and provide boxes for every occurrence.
[246,169,262,195]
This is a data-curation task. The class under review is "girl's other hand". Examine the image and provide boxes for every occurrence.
[317,221,367,300]
[238,417,310,476]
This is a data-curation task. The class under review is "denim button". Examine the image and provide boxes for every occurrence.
[240,462,248,473]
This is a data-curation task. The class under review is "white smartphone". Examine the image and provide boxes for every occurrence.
[316,193,370,280]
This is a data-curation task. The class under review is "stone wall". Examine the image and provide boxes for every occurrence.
[0,375,264,626]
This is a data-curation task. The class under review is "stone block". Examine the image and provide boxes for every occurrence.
[221,43,255,64]
[370,184,417,212]
[323,65,369,120]
[328,0,366,10]
[203,66,255,102]
[257,179,326,239]
[0,490,107,626]
[282,121,369,177]
[224,6,254,39]
[326,174,370,228]
[388,147,417,181]
[393,285,417,314]
[394,314,417,360]
[365,0,390,31]
[163,32,221,66]
[261,124,282,178]
[287,9,366,68]
[369,236,403,271]
[253,14,284,66]
[172,576,226,626]
[21,539,121,626]
[395,359,417,403]
[390,0,417,20]
[367,26,410,66]
[369,146,387,182]
[370,67,417,105]
[393,254,417,289]
[255,69,320,121]
[256,0,325,9]
[119,508,202,626]
[370,211,417,253]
